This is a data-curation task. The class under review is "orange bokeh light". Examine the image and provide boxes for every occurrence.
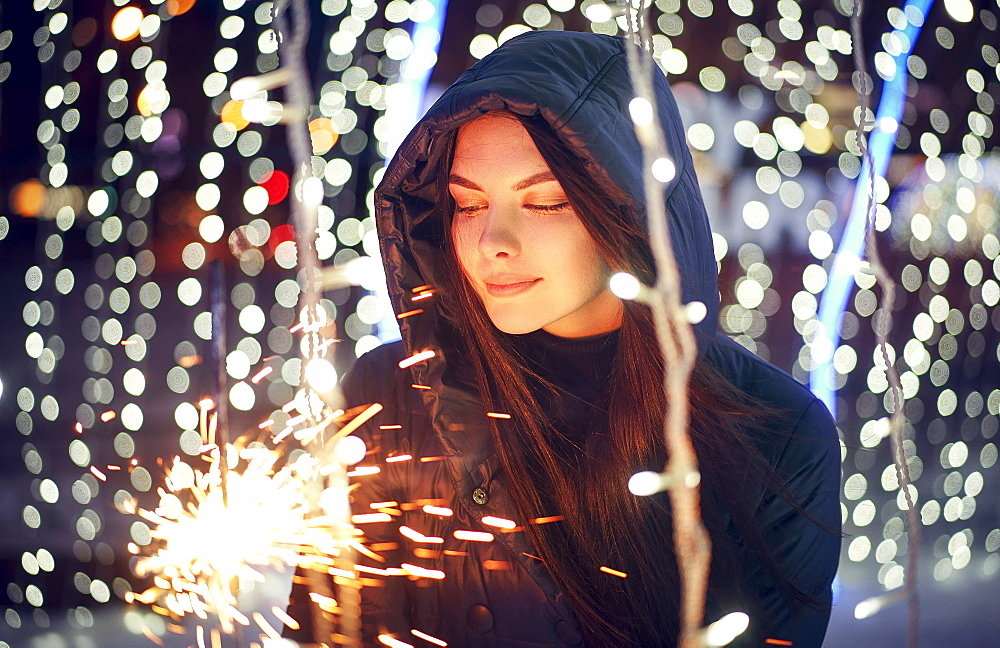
[137,89,152,117]
[308,118,339,155]
[10,179,47,217]
[166,0,197,16]
[220,100,250,131]
[111,6,143,41]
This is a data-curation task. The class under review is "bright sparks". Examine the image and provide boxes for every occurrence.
[129,399,382,634]
[132,448,322,633]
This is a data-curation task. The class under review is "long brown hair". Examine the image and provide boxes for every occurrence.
[436,112,816,646]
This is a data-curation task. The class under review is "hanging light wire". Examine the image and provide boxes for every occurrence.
[620,3,715,647]
[833,2,930,644]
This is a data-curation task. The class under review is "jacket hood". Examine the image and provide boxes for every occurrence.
[374,30,718,366]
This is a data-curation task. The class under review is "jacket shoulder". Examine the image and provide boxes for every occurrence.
[704,333,841,499]
[706,338,841,645]
[704,334,838,451]
[704,334,818,415]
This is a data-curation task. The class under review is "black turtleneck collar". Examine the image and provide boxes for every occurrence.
[505,327,620,448]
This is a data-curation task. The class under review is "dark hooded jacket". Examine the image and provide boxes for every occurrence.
[286,31,841,647]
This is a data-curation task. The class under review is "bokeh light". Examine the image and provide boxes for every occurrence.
[111,7,143,42]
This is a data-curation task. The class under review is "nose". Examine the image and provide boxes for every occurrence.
[478,204,521,259]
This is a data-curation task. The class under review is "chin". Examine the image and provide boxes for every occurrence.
[485,307,548,335]
[490,319,543,335]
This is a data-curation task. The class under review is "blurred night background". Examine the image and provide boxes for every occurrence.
[0,0,998,646]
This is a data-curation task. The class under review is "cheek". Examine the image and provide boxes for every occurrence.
[558,231,609,291]
[578,255,610,298]
[450,222,478,274]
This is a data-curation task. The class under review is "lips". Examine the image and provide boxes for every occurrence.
[483,277,541,298]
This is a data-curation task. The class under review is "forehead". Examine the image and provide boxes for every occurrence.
[451,114,548,174]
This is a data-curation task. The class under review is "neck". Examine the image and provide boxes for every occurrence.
[541,288,624,338]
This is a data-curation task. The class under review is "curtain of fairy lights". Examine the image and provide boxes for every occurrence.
[1,0,998,645]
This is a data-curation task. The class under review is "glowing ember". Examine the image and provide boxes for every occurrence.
[480,516,516,529]
[531,515,564,525]
[411,628,448,646]
[399,526,443,544]
[398,349,436,369]
[401,563,445,579]
[599,566,628,579]
[352,512,392,524]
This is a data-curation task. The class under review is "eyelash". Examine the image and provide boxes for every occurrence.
[454,202,571,215]
[529,202,571,212]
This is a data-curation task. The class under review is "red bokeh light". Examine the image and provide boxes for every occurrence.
[259,170,290,205]
[269,223,296,253]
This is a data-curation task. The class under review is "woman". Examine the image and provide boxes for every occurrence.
[287,30,840,647]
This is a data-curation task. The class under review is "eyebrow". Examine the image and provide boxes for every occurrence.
[448,171,559,192]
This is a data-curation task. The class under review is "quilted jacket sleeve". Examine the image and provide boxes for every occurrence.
[340,347,413,645]
[748,397,843,647]
[284,345,412,645]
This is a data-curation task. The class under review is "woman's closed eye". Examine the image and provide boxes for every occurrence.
[455,202,572,215]
[455,198,573,216]
[455,204,486,215]
[526,202,571,213]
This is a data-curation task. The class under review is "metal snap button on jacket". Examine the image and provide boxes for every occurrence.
[471,487,488,505]
[466,604,494,632]
[554,620,582,646]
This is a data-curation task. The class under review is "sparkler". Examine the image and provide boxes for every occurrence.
[130,447,315,635]
[127,381,380,641]
[129,0,369,642]
[210,260,232,503]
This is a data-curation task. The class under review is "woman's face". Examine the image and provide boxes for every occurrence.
[449,114,622,338]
